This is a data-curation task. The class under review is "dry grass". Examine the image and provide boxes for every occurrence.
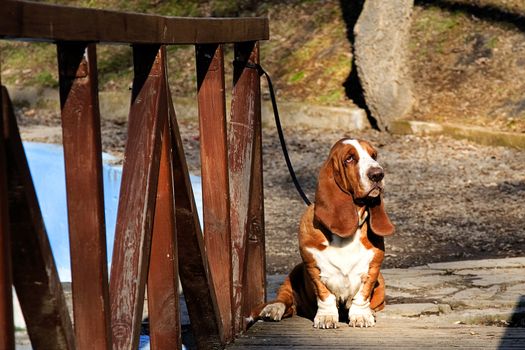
[1,0,525,132]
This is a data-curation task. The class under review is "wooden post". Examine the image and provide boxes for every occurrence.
[2,86,76,350]
[57,42,111,350]
[0,73,15,350]
[229,41,265,333]
[168,91,222,349]
[242,44,266,317]
[110,45,165,350]
[196,43,233,342]
[147,89,181,349]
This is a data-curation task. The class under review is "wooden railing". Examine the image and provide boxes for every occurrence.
[0,1,269,349]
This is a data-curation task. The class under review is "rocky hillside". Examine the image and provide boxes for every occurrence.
[1,0,524,132]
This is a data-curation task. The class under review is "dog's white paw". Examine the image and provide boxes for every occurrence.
[348,303,375,328]
[259,302,286,321]
[313,294,339,329]
[313,313,339,329]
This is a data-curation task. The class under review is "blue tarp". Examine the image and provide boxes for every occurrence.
[23,142,203,282]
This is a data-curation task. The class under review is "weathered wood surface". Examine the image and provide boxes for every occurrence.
[0,0,269,44]
[169,92,222,349]
[227,317,525,349]
[0,85,15,350]
[2,86,76,350]
[196,43,233,343]
[240,43,266,322]
[57,42,111,350]
[147,118,181,350]
[109,45,165,350]
[229,41,265,334]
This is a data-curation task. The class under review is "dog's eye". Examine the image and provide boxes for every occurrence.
[371,153,378,160]
[344,156,354,165]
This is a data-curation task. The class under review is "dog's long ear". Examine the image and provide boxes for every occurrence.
[314,157,358,237]
[369,196,395,236]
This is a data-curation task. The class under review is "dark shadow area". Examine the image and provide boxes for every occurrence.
[130,44,161,104]
[271,172,316,198]
[338,0,379,130]
[415,0,525,32]
[383,179,525,269]
[498,295,525,349]
[140,294,199,349]
[195,44,221,91]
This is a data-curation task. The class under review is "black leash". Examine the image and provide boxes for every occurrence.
[247,62,312,206]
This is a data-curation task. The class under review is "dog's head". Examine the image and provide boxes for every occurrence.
[314,138,394,238]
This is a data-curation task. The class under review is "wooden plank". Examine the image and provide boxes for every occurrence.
[168,91,222,349]
[2,86,76,350]
[196,43,233,342]
[57,42,111,350]
[109,45,165,350]
[0,1,269,44]
[241,42,266,319]
[226,317,524,349]
[0,84,14,350]
[147,97,181,349]
[229,41,263,333]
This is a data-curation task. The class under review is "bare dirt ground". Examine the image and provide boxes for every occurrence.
[409,1,525,133]
[9,0,525,275]
[14,107,525,275]
[260,125,525,274]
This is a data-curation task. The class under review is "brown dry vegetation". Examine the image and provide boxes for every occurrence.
[2,1,525,132]
[410,0,525,132]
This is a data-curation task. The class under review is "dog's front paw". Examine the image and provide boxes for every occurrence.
[348,302,375,328]
[313,294,339,329]
[259,302,286,321]
[313,314,339,329]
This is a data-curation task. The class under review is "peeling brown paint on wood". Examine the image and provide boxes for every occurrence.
[0,1,269,45]
[1,3,269,345]
[3,86,75,350]
[57,42,111,350]
[196,43,234,342]
[169,90,223,349]
[242,62,266,317]
[109,45,165,350]
[147,87,182,350]
[229,41,264,333]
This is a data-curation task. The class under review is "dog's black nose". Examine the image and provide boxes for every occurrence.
[367,167,384,182]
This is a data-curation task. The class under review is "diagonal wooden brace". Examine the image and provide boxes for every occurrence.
[109,45,166,350]
[2,86,75,350]
[147,80,182,350]
[0,84,15,350]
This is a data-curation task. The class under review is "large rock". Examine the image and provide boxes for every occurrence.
[353,0,415,130]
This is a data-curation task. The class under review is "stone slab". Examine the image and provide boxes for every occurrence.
[382,303,440,317]
[453,268,525,287]
[384,271,462,291]
[427,257,525,270]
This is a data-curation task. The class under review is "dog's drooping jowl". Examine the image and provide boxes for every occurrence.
[252,138,394,328]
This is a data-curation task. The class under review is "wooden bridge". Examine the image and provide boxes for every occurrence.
[227,316,525,349]
[0,1,268,349]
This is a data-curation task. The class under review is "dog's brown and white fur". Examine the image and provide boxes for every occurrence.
[251,138,394,328]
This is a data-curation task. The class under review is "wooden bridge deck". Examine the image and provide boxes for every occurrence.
[226,316,525,349]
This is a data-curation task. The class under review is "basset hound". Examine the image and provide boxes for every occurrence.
[251,138,394,328]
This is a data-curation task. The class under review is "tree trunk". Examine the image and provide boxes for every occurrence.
[353,0,415,131]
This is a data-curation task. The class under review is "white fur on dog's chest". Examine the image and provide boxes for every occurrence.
[306,228,373,303]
